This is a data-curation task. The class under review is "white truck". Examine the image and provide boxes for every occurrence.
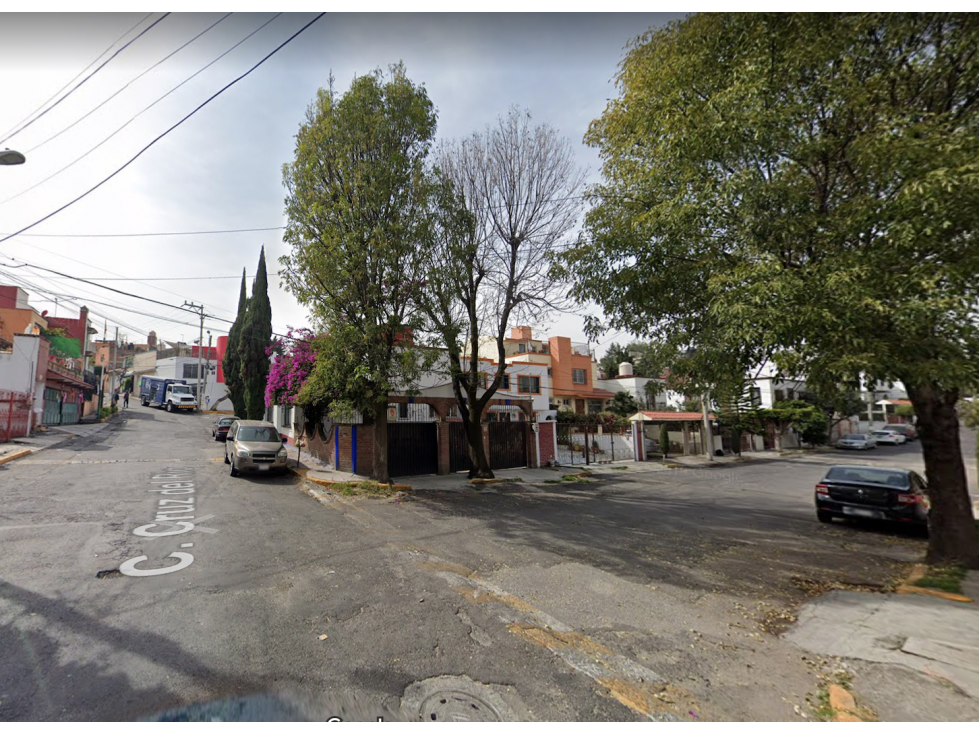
[140,377,198,412]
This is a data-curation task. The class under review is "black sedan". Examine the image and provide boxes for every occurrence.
[815,465,929,531]
[211,416,240,441]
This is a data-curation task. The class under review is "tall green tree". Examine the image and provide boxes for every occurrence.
[280,65,435,483]
[558,13,979,567]
[240,247,273,420]
[223,269,248,417]
[599,343,632,379]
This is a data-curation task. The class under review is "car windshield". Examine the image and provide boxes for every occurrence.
[843,434,866,440]
[219,418,236,426]
[237,427,280,442]
[171,386,192,394]
[826,467,909,488]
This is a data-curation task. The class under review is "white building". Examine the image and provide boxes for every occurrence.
[596,361,685,411]
[0,333,47,430]
[152,354,228,410]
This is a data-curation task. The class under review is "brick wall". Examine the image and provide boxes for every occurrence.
[538,421,556,465]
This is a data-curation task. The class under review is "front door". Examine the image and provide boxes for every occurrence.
[575,399,585,413]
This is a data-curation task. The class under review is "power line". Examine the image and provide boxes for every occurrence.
[1,12,284,207]
[0,14,171,146]
[2,235,237,316]
[27,13,234,154]
[39,275,252,282]
[0,13,153,141]
[1,226,285,238]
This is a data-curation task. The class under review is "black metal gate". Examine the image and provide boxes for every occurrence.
[488,421,527,470]
[387,422,438,477]
[449,422,472,473]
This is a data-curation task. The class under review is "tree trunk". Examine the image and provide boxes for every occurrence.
[373,398,390,484]
[906,382,979,569]
[466,416,493,479]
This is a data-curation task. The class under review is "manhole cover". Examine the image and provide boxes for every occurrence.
[401,676,521,722]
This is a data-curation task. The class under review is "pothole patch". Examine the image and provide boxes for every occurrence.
[401,676,524,722]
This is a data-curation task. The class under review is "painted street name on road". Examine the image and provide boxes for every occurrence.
[119,467,213,577]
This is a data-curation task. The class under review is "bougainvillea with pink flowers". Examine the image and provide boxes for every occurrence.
[265,328,317,407]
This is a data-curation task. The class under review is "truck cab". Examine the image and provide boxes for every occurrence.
[163,383,198,412]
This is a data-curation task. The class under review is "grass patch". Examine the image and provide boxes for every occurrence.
[331,480,401,497]
[609,465,629,471]
[913,565,967,594]
[561,474,594,483]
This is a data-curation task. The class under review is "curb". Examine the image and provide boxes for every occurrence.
[288,466,411,492]
[0,448,32,466]
[896,563,975,604]
[895,585,975,604]
[827,684,867,722]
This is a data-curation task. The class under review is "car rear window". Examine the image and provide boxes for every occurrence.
[237,427,281,442]
[825,467,909,488]
[843,434,865,440]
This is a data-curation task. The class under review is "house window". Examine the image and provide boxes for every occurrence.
[501,375,510,390]
[787,388,795,400]
[587,400,603,414]
[547,368,553,376]
[518,344,526,353]
[518,376,540,394]
[562,399,570,406]
[774,389,785,402]
[281,405,293,426]
[399,403,409,419]
[749,387,762,406]
[572,368,587,384]
[183,363,198,379]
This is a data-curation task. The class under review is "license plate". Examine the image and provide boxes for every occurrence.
[258,465,269,471]
[843,507,880,518]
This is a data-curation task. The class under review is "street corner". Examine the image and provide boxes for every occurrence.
[0,447,33,466]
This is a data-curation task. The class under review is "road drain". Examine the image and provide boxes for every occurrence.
[96,569,122,579]
[401,676,521,722]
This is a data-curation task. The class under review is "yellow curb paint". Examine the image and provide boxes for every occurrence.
[0,449,32,466]
[904,563,927,585]
[896,585,974,604]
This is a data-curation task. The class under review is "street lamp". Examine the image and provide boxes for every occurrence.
[0,149,26,165]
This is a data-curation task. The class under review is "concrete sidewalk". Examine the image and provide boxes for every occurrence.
[786,573,979,714]
[0,419,116,464]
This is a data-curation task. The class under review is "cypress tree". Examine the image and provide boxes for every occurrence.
[223,269,248,417]
[240,247,273,420]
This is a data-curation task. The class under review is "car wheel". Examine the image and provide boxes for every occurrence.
[166,402,174,413]
[224,451,230,464]
[230,460,239,478]
[817,510,834,523]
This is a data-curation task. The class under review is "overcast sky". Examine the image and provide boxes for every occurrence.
[0,12,683,354]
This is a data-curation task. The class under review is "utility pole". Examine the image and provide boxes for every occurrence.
[203,330,212,411]
[112,326,119,407]
[184,301,205,412]
[701,391,714,461]
[96,320,106,416]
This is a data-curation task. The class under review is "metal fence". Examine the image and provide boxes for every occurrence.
[1,389,33,441]
[556,425,634,466]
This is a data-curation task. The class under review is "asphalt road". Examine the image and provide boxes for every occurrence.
[1,409,975,721]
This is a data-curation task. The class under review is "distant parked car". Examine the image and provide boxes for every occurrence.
[882,424,917,441]
[871,430,906,446]
[211,415,240,442]
[815,465,929,531]
[835,433,877,450]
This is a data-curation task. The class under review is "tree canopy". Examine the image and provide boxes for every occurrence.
[558,13,979,567]
[280,64,436,483]
[222,270,248,418]
[240,247,273,421]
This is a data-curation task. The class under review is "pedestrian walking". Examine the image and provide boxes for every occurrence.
[112,390,119,407]
[123,390,130,408]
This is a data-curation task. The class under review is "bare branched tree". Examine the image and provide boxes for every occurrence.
[419,107,586,478]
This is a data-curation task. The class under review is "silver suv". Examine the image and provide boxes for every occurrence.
[224,420,288,477]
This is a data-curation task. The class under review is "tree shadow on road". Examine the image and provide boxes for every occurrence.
[0,581,265,721]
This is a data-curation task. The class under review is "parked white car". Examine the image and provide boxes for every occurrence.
[871,430,907,446]
[836,433,877,450]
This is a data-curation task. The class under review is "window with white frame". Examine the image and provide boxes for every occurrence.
[572,368,587,384]
[518,376,540,394]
